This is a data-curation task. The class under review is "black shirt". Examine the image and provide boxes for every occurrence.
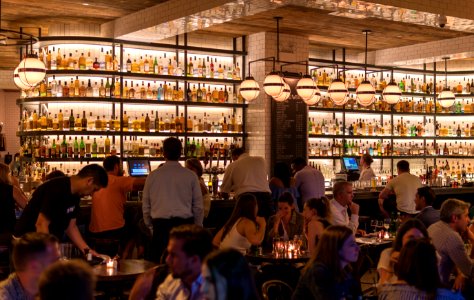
[14,177,80,240]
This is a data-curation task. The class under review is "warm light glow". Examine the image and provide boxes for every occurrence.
[304,87,321,105]
[13,67,32,90]
[438,89,456,108]
[328,79,348,105]
[296,76,316,101]
[382,81,401,104]
[356,80,376,107]
[263,72,285,97]
[273,82,290,102]
[239,76,260,102]
[17,56,46,87]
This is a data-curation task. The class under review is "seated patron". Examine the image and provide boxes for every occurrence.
[379,239,463,300]
[201,249,260,300]
[329,181,361,235]
[213,193,266,255]
[415,186,440,228]
[302,197,331,255]
[377,219,428,287]
[266,192,304,246]
[0,233,60,300]
[292,225,361,300]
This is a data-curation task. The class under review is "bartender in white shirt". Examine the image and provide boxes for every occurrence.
[359,153,376,182]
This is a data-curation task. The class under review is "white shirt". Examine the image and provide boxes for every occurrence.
[142,161,203,231]
[359,166,376,182]
[220,153,270,196]
[295,165,325,203]
[386,172,422,214]
[330,198,359,234]
[156,274,203,300]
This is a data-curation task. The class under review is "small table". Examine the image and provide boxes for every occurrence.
[94,259,156,297]
[246,252,311,265]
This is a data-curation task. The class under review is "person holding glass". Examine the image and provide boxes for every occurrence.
[265,192,304,247]
[359,153,376,182]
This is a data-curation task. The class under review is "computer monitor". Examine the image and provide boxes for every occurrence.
[342,157,359,172]
[127,159,151,177]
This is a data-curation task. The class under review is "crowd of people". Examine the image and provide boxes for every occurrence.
[1,139,474,299]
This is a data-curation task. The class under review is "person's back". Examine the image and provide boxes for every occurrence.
[386,172,421,213]
[294,165,325,204]
[220,218,252,254]
[222,153,270,195]
[416,206,440,228]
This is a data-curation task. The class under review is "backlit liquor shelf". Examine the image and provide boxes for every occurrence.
[17,131,246,138]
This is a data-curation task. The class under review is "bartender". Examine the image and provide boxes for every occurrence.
[359,153,376,182]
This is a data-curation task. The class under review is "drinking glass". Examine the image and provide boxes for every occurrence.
[60,243,73,260]
[383,218,391,232]
[370,220,378,234]
[272,237,280,254]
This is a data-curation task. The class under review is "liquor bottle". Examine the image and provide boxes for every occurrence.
[105,136,111,156]
[86,79,93,97]
[69,110,75,131]
[105,78,111,97]
[81,111,87,131]
[188,57,193,76]
[144,113,150,132]
[92,138,98,158]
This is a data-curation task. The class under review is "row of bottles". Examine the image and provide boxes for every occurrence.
[21,110,243,134]
[309,140,474,157]
[29,77,243,103]
[21,135,243,160]
[312,67,474,95]
[39,46,242,80]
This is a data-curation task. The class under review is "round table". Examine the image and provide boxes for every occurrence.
[94,259,156,282]
[246,252,311,265]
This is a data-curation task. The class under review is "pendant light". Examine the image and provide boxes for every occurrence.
[13,66,32,90]
[297,75,318,102]
[304,87,321,105]
[240,76,260,102]
[16,53,46,88]
[273,82,291,102]
[438,57,455,108]
[382,70,401,104]
[328,78,348,105]
[356,30,375,107]
[263,71,285,97]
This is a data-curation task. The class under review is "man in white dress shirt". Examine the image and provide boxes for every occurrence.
[329,181,360,234]
[220,148,273,219]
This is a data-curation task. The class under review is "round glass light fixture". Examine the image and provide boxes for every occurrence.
[356,80,376,107]
[382,81,402,104]
[303,87,321,105]
[296,75,316,101]
[328,79,348,106]
[438,88,456,108]
[13,67,32,90]
[17,55,46,87]
[263,72,285,97]
[273,82,291,102]
[239,76,260,102]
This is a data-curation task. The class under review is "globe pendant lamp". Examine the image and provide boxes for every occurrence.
[382,80,401,104]
[17,53,46,88]
[273,82,291,102]
[13,66,32,90]
[328,79,348,105]
[356,30,375,107]
[240,76,260,102]
[438,57,455,108]
[304,87,321,105]
[263,71,285,98]
[296,75,317,101]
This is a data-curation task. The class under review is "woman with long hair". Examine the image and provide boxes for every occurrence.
[269,162,299,211]
[265,192,304,245]
[186,158,211,217]
[0,162,27,240]
[379,239,463,300]
[201,249,260,300]
[213,193,266,254]
[302,197,331,254]
[377,218,428,286]
[293,225,361,300]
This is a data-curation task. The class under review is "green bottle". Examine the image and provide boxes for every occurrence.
[73,137,79,158]
[79,137,85,157]
[61,135,67,158]
[69,109,75,131]
[92,138,98,158]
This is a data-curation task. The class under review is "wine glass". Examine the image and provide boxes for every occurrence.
[370,220,378,234]
[383,218,391,232]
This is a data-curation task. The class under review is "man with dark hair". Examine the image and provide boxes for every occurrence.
[89,155,145,257]
[156,224,213,299]
[291,157,325,210]
[428,199,474,290]
[38,260,96,300]
[378,160,421,217]
[15,164,108,256]
[415,186,440,228]
[0,233,60,299]
[143,137,203,262]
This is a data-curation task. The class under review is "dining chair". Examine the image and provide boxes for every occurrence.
[262,279,294,300]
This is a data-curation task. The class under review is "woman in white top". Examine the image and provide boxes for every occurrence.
[213,193,266,254]
[359,153,376,182]
[377,218,428,287]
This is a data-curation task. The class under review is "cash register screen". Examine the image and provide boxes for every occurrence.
[127,159,151,177]
[342,157,359,171]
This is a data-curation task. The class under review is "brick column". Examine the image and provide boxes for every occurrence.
[246,31,309,173]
